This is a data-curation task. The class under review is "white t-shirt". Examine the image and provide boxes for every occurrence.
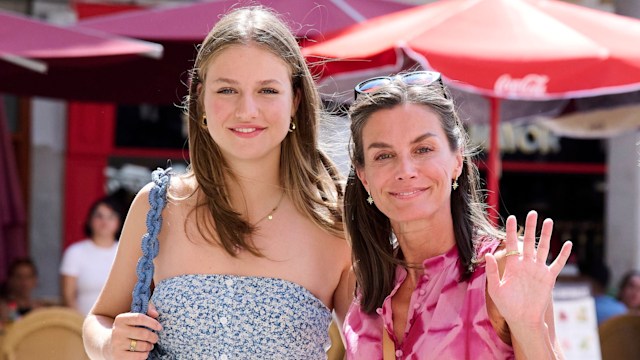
[60,239,118,316]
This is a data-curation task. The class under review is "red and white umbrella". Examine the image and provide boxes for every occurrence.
[303,0,640,219]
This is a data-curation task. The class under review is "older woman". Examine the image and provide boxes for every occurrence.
[343,71,572,359]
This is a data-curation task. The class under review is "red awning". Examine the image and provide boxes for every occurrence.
[0,9,163,102]
[0,10,162,73]
[76,0,412,43]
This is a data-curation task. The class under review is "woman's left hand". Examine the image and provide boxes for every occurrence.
[485,210,572,329]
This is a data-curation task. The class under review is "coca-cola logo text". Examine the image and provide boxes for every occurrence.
[494,74,549,97]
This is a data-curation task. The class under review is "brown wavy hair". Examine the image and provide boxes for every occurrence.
[345,76,501,314]
[182,6,343,256]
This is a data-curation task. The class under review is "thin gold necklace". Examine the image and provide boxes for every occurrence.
[253,191,285,225]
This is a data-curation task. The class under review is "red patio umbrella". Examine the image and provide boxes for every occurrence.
[303,0,640,220]
[0,9,163,100]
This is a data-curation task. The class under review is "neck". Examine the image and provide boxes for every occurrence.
[92,235,116,247]
[225,144,281,187]
[392,214,456,286]
[225,152,284,223]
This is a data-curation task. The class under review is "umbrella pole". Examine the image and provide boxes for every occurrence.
[486,96,501,225]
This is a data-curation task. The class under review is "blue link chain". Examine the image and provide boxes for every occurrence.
[131,168,171,314]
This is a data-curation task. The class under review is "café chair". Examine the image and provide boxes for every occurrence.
[598,313,640,360]
[1,306,88,360]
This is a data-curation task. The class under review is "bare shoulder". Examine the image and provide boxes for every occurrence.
[167,173,198,199]
[162,173,200,217]
[317,229,350,266]
[325,231,349,253]
[319,230,352,285]
[125,173,187,223]
[126,181,155,222]
[323,231,354,322]
[293,218,351,283]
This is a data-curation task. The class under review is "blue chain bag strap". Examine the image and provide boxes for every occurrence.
[131,168,171,314]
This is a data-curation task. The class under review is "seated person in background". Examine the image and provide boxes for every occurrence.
[0,258,43,324]
[579,261,627,325]
[618,270,640,315]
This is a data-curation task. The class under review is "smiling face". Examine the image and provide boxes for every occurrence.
[356,103,463,225]
[200,44,298,163]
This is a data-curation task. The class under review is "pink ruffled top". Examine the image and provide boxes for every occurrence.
[344,237,514,360]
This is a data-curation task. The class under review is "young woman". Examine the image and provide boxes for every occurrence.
[60,197,122,315]
[82,7,352,359]
[343,71,572,359]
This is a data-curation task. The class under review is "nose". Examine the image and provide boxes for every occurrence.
[395,155,418,181]
[236,93,259,120]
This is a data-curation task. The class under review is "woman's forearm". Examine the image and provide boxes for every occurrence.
[83,314,115,360]
[510,322,563,360]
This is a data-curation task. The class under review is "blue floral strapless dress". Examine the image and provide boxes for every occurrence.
[147,274,332,359]
[134,169,331,359]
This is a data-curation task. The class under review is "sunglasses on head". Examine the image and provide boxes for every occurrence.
[354,71,447,99]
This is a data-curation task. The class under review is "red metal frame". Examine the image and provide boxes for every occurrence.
[63,102,115,249]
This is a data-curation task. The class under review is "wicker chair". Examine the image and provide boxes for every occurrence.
[598,313,640,360]
[1,307,88,360]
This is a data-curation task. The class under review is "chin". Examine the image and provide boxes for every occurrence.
[386,205,442,223]
[387,210,431,223]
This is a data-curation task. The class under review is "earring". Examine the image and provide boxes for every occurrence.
[202,114,207,126]
[452,178,459,190]
[288,121,296,133]
[367,192,374,205]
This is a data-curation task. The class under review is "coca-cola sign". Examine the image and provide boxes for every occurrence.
[494,74,549,97]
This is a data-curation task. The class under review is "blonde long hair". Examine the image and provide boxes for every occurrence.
[183,6,343,256]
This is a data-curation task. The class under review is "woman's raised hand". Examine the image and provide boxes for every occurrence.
[485,210,572,328]
[108,302,162,359]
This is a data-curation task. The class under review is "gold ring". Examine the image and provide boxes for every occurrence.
[129,339,137,352]
[505,250,521,257]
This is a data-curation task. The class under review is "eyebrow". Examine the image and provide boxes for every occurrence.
[210,77,284,86]
[366,132,436,150]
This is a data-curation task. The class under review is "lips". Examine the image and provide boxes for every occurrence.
[389,188,427,198]
[233,127,257,133]
[229,126,265,137]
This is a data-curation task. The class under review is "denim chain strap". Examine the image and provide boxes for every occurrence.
[131,168,171,314]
